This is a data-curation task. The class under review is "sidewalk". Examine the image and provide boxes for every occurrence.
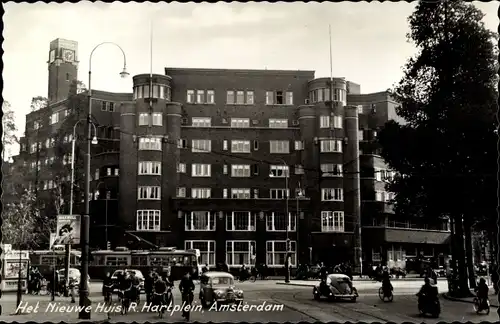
[442,289,499,308]
[276,276,424,287]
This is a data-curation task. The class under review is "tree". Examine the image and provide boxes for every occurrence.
[2,101,18,161]
[377,0,497,297]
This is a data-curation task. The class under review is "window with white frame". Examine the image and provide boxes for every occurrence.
[236,91,245,104]
[230,118,250,128]
[270,189,289,199]
[357,105,364,114]
[177,163,186,173]
[196,90,205,103]
[231,188,251,199]
[376,191,395,202]
[191,117,211,127]
[50,112,59,125]
[294,141,304,150]
[136,210,161,231]
[319,116,330,128]
[321,164,343,177]
[191,164,211,177]
[185,211,215,231]
[269,119,288,128]
[187,90,195,103]
[246,91,254,104]
[333,116,342,128]
[321,211,345,232]
[176,187,186,198]
[152,113,162,126]
[269,140,290,153]
[358,130,364,140]
[320,139,342,153]
[226,241,256,266]
[270,165,289,177]
[185,241,216,266]
[226,90,235,104]
[138,161,161,175]
[138,113,149,126]
[266,212,296,231]
[139,137,162,151]
[321,188,343,201]
[286,92,293,105]
[374,168,382,181]
[206,90,215,104]
[226,212,255,231]
[231,165,250,177]
[231,140,251,153]
[191,188,211,199]
[138,186,161,200]
[266,241,296,267]
[191,140,212,153]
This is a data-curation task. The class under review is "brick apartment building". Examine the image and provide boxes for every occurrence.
[13,38,451,274]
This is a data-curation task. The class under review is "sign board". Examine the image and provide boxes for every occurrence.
[55,215,81,245]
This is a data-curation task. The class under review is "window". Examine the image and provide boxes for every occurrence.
[139,137,162,151]
[95,169,99,180]
[223,140,228,150]
[321,164,343,177]
[139,113,149,126]
[266,91,274,105]
[138,186,161,200]
[226,91,235,104]
[191,188,211,199]
[152,113,162,126]
[185,241,216,266]
[294,165,304,174]
[374,168,382,181]
[206,90,215,104]
[185,211,215,231]
[176,187,186,198]
[231,140,251,153]
[321,211,345,232]
[253,189,259,198]
[230,118,250,128]
[236,91,245,104]
[191,164,211,177]
[320,116,330,128]
[253,140,259,151]
[138,161,161,175]
[321,188,343,201]
[285,91,293,105]
[191,140,211,153]
[226,241,256,266]
[136,210,161,231]
[226,212,255,231]
[187,90,195,103]
[270,165,289,177]
[114,169,119,176]
[269,140,290,154]
[246,91,254,104]
[178,139,187,149]
[358,106,363,114]
[107,168,112,176]
[231,165,250,177]
[192,117,211,127]
[108,102,115,112]
[294,141,304,150]
[177,163,186,173]
[50,112,59,125]
[320,140,342,153]
[270,189,289,199]
[358,130,364,141]
[196,90,205,103]
[317,89,324,102]
[266,212,296,231]
[269,119,288,128]
[101,101,114,112]
[276,91,283,104]
[231,188,251,199]
[223,165,228,174]
[333,116,342,129]
[266,241,296,267]
[376,191,395,202]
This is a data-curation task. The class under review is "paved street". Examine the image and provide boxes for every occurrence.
[1,280,498,322]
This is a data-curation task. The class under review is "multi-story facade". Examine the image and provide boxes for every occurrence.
[13,38,451,274]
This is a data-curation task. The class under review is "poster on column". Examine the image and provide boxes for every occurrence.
[54,215,81,245]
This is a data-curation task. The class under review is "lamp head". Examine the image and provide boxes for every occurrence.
[91,136,98,145]
[120,67,130,79]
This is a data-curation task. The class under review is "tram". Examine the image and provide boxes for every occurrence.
[29,245,82,278]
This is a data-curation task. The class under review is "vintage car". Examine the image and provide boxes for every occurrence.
[199,271,244,308]
[313,273,358,302]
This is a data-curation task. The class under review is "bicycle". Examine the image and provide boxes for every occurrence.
[378,286,393,302]
[119,285,133,315]
[181,289,194,321]
[473,297,490,315]
[103,284,114,320]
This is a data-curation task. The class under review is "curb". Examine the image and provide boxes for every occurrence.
[441,293,499,308]
[276,282,315,288]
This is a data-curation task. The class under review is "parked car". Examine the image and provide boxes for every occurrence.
[313,273,358,302]
[199,271,244,308]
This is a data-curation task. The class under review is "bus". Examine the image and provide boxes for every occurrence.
[89,247,200,280]
[29,246,81,278]
[1,244,30,292]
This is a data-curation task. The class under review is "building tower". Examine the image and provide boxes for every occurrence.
[47,38,78,103]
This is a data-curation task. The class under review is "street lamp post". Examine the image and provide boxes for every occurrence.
[270,158,290,283]
[296,183,303,265]
[79,42,129,320]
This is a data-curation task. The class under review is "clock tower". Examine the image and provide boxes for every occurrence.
[47,38,79,103]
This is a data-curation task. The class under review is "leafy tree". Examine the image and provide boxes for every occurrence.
[2,101,18,161]
[377,0,497,296]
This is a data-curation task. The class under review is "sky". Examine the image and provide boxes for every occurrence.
[2,1,498,158]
